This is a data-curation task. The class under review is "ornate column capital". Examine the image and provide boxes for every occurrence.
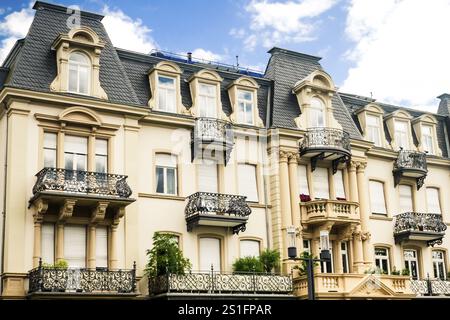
[279,150,290,163]
[288,152,300,164]
[356,161,368,173]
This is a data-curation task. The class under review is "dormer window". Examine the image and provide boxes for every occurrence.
[421,125,434,155]
[411,114,442,156]
[366,114,381,146]
[68,52,90,95]
[198,83,218,118]
[237,90,254,125]
[227,76,263,127]
[355,103,387,148]
[394,120,409,149]
[310,97,325,127]
[157,75,176,112]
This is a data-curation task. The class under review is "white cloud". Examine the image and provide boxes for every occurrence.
[0,4,34,63]
[102,6,157,53]
[232,0,338,50]
[190,48,223,62]
[341,0,450,112]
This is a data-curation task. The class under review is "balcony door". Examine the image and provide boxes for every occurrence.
[198,83,217,118]
[65,135,88,172]
[199,237,221,272]
[64,225,86,268]
[197,160,218,193]
[404,249,419,280]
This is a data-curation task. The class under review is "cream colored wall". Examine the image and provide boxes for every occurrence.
[0,112,6,276]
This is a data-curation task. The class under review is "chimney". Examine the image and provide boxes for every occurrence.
[187,52,192,63]
[437,93,450,116]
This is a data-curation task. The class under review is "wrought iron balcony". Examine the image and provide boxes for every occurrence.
[300,128,351,173]
[411,278,450,296]
[300,199,360,226]
[185,192,251,234]
[394,212,446,246]
[31,168,133,199]
[191,117,234,165]
[149,269,293,297]
[28,261,136,295]
[393,149,428,189]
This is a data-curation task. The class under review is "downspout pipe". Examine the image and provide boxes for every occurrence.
[1,102,9,295]
[262,83,273,249]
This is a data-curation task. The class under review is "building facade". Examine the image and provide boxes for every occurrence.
[0,1,449,299]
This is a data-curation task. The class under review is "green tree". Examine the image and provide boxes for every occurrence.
[232,256,264,273]
[259,249,280,273]
[145,232,191,277]
[295,251,319,276]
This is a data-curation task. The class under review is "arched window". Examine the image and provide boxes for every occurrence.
[68,52,90,94]
[310,97,325,127]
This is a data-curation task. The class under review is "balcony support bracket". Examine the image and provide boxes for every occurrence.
[310,152,325,172]
[232,223,247,235]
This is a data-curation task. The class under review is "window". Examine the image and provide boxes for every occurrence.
[422,125,434,155]
[96,226,108,269]
[399,185,413,213]
[313,167,329,199]
[341,242,349,273]
[41,223,55,264]
[321,241,333,273]
[432,251,446,280]
[199,237,221,272]
[95,139,108,173]
[68,52,90,95]
[155,154,177,195]
[240,240,260,258]
[297,165,309,195]
[43,132,57,168]
[394,120,409,149]
[237,90,254,125]
[334,170,346,199]
[64,136,88,171]
[303,240,311,254]
[404,249,419,280]
[426,187,441,214]
[366,114,381,146]
[310,98,325,127]
[197,160,218,193]
[157,76,176,112]
[64,225,86,268]
[369,181,386,215]
[238,164,259,202]
[198,83,217,118]
[374,247,390,274]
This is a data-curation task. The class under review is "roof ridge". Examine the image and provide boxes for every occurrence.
[33,1,104,21]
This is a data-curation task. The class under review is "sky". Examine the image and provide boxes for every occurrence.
[0,0,450,113]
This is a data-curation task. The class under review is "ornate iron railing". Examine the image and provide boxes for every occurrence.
[149,269,293,295]
[394,212,447,234]
[411,278,450,296]
[394,149,427,171]
[193,117,234,144]
[32,168,132,198]
[185,192,251,218]
[28,261,136,294]
[300,127,351,152]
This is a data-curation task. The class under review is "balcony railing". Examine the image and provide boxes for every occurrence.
[300,199,360,226]
[28,261,136,294]
[393,212,447,246]
[185,192,252,234]
[411,278,450,296]
[32,168,133,198]
[393,149,427,189]
[149,269,293,296]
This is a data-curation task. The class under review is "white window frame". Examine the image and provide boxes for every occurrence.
[43,132,57,168]
[68,51,91,95]
[366,114,382,147]
[237,89,255,125]
[341,241,349,273]
[155,154,178,195]
[426,187,441,214]
[312,167,329,199]
[237,163,259,202]
[198,83,218,118]
[334,169,346,199]
[156,75,177,112]
[394,120,409,149]
[64,135,88,172]
[239,239,261,258]
[302,239,311,254]
[369,180,387,215]
[310,97,325,127]
[399,184,413,213]
[432,250,447,280]
[374,247,390,275]
[404,249,419,280]
[95,139,108,173]
[421,124,434,155]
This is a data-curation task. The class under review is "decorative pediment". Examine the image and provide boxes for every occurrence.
[384,109,412,121]
[293,70,336,95]
[355,103,384,116]
[229,76,260,90]
[150,61,182,75]
[52,26,104,50]
[349,275,397,297]
[59,107,102,126]
[188,69,223,83]
[412,113,438,125]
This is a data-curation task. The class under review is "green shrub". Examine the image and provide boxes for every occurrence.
[145,232,191,277]
[391,267,401,276]
[42,259,68,269]
[364,266,387,275]
[259,249,280,273]
[401,268,410,276]
[294,251,319,276]
[232,256,264,273]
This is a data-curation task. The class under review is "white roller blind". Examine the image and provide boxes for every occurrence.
[369,181,386,214]
[41,224,54,264]
[199,238,221,271]
[155,153,177,167]
[297,165,309,195]
[64,225,86,268]
[238,164,259,202]
[240,240,260,258]
[427,188,441,214]
[399,185,413,213]
[96,226,108,268]
[334,170,346,199]
[65,136,88,154]
[197,161,218,193]
[313,167,329,199]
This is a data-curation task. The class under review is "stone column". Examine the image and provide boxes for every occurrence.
[333,240,343,274]
[280,151,293,228]
[32,200,48,267]
[356,162,372,266]
[87,225,96,269]
[288,154,301,237]
[348,161,359,203]
[352,229,365,273]
[56,223,64,262]
[110,224,119,270]
[311,238,321,274]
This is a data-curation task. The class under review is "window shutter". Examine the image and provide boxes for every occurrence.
[369,181,386,214]
[297,165,309,195]
[64,225,86,268]
[399,185,413,213]
[41,224,55,264]
[96,226,108,268]
[426,188,441,214]
[313,167,329,199]
[199,238,221,272]
[240,240,260,258]
[197,161,218,193]
[334,170,346,199]
[238,164,259,202]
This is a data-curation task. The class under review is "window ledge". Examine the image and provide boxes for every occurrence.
[370,215,393,221]
[248,203,271,209]
[138,193,185,201]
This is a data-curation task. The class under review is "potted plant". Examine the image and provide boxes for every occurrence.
[391,267,401,276]
[259,249,280,273]
[401,268,410,276]
[232,256,264,273]
[300,194,311,202]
